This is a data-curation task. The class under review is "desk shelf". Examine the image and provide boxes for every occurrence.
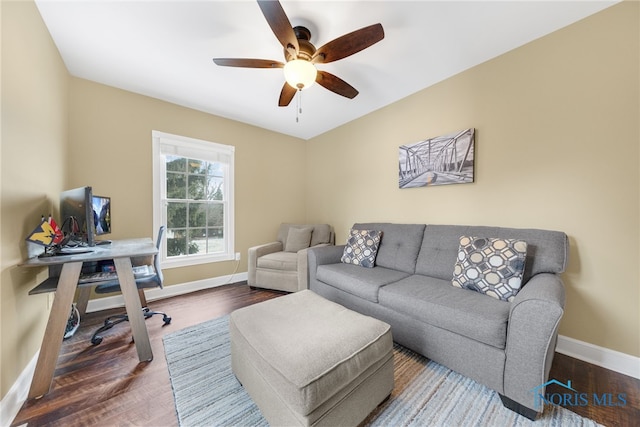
[29,277,98,295]
[28,257,155,296]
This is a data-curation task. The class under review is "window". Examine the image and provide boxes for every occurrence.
[152,131,235,268]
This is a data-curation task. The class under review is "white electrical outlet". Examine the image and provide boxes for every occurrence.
[235,252,241,261]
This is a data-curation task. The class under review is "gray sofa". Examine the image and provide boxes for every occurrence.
[308,223,568,420]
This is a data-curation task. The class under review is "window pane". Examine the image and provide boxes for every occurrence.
[188,228,206,254]
[208,176,224,200]
[209,162,222,175]
[207,203,224,227]
[166,156,186,172]
[188,174,207,200]
[210,226,224,239]
[167,202,187,228]
[166,229,187,257]
[166,172,186,199]
[188,159,211,174]
[188,202,207,227]
[206,233,223,253]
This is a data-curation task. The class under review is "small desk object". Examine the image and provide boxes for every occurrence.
[21,238,158,399]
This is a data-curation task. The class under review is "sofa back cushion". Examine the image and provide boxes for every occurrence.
[278,223,334,247]
[415,225,569,282]
[352,223,426,274]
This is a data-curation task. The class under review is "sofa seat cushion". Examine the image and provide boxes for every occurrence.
[257,251,298,271]
[316,263,410,303]
[378,275,510,349]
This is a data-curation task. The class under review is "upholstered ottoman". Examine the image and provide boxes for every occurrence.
[229,290,394,427]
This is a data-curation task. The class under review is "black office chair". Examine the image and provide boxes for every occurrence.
[90,226,171,345]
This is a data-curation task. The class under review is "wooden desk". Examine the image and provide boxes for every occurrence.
[21,238,158,399]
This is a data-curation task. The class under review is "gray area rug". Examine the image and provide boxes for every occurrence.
[163,315,601,427]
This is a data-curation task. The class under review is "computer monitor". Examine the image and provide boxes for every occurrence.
[92,195,111,237]
[60,186,95,246]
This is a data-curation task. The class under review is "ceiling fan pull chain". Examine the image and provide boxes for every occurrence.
[299,90,303,116]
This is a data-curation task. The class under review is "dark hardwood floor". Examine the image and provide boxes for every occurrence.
[11,283,639,426]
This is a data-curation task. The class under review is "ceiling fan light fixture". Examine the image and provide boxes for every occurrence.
[284,59,317,90]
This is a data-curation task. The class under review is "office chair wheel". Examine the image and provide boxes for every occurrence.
[91,335,103,345]
[163,315,172,325]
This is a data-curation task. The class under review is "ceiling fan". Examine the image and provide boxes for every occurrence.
[213,0,384,107]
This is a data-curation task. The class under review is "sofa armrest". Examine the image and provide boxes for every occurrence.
[308,244,344,268]
[503,273,565,413]
[307,245,344,287]
[247,241,283,286]
[296,243,332,291]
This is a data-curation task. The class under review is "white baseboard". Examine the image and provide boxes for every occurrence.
[0,351,38,427]
[556,335,640,379]
[85,272,248,313]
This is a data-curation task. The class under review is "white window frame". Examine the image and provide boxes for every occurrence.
[152,130,235,268]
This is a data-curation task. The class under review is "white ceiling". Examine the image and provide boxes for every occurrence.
[35,0,619,140]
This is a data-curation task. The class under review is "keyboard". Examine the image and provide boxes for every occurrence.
[57,246,95,255]
[78,271,117,283]
[78,265,155,284]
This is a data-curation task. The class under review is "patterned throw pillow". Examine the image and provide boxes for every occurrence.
[452,236,528,302]
[341,229,383,268]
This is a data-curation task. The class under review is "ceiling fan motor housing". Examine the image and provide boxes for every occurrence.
[284,26,316,61]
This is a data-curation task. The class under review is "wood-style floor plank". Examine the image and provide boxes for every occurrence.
[11,282,639,426]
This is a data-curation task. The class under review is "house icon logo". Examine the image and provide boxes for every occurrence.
[531,379,577,394]
[530,379,578,410]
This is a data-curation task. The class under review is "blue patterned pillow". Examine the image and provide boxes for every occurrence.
[341,229,383,268]
[452,236,527,302]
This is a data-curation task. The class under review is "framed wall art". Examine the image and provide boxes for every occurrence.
[399,128,475,188]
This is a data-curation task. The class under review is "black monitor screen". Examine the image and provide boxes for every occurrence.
[92,195,111,236]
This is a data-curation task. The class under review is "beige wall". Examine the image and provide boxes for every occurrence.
[306,2,639,357]
[68,78,306,286]
[1,0,69,397]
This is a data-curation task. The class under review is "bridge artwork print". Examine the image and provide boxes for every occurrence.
[399,128,475,188]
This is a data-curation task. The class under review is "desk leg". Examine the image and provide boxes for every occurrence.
[28,261,83,399]
[75,287,91,316]
[114,257,153,362]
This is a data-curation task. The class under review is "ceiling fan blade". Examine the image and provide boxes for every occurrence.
[312,23,384,64]
[316,71,359,99]
[279,82,297,107]
[213,58,284,68]
[257,0,299,58]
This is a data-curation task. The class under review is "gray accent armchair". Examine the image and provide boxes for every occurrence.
[248,223,334,292]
